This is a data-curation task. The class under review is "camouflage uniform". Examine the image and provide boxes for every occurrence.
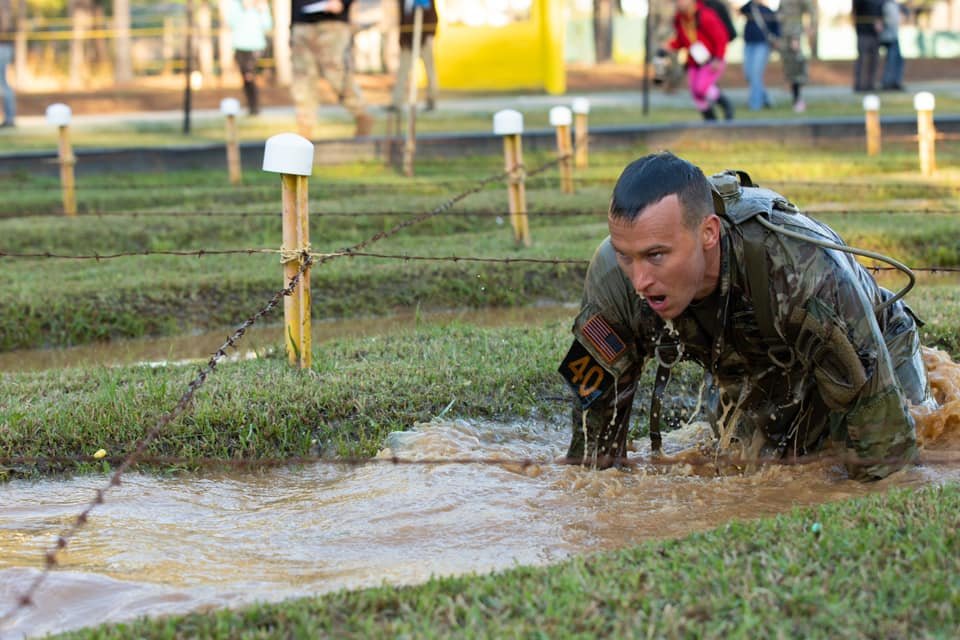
[561,172,931,480]
[778,0,815,85]
[290,0,372,139]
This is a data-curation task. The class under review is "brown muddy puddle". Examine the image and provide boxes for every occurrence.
[3,414,960,638]
[0,304,577,373]
[3,347,960,638]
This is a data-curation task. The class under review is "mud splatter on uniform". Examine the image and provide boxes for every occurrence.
[562,173,930,480]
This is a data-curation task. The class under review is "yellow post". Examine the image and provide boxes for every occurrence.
[572,97,590,169]
[221,98,243,185]
[263,133,315,369]
[402,6,424,177]
[494,110,530,247]
[550,106,574,194]
[914,92,936,177]
[862,94,881,157]
[46,103,76,217]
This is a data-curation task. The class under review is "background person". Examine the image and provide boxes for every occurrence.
[663,0,734,121]
[290,0,374,138]
[389,0,439,112]
[879,0,905,91]
[0,0,17,128]
[852,0,884,92]
[740,0,780,111]
[229,0,273,116]
[558,151,932,481]
[777,0,816,112]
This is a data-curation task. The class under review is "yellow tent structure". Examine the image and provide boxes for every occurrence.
[432,0,566,95]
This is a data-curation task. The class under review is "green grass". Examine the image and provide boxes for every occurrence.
[1,143,959,351]
[52,483,960,638]
[2,137,959,638]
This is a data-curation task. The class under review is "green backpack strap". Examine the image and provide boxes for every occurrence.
[741,226,777,340]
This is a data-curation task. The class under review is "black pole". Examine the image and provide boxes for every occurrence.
[642,2,652,116]
[183,0,194,135]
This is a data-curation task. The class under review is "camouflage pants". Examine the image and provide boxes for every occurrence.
[290,21,368,138]
[780,28,808,85]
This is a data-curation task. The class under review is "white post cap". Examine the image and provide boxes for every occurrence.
[862,94,880,111]
[263,133,315,176]
[45,103,72,127]
[549,106,572,127]
[571,97,591,115]
[220,97,241,116]
[493,109,523,136]
[913,91,935,111]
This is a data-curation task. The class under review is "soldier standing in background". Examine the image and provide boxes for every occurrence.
[0,0,17,128]
[290,0,374,138]
[777,0,816,112]
[558,151,933,481]
[852,0,884,92]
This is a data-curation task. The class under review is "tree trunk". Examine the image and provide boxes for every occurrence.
[593,0,614,62]
[272,0,290,86]
[113,0,132,83]
[69,0,94,89]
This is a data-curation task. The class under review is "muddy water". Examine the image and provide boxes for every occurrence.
[3,414,960,639]
[3,348,960,639]
[0,304,577,373]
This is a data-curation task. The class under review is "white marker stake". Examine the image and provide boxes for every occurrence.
[46,103,76,216]
[572,97,590,169]
[862,94,881,157]
[914,92,936,177]
[493,109,530,247]
[221,98,242,185]
[263,133,315,368]
[550,106,574,194]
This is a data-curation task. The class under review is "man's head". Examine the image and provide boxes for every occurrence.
[607,152,722,320]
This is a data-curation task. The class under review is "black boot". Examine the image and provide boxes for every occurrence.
[716,93,734,121]
[701,105,717,121]
[243,80,259,115]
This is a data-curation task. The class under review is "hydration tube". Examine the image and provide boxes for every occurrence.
[753,215,916,315]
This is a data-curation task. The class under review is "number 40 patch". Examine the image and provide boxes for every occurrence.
[558,340,613,409]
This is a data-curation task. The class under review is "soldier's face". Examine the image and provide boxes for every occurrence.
[608,194,721,320]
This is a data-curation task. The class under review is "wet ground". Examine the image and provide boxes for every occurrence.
[2,322,960,638]
[2,416,959,638]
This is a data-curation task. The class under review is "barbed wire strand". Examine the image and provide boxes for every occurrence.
[0,255,312,626]
[2,248,960,274]
[5,204,960,220]
[3,450,959,472]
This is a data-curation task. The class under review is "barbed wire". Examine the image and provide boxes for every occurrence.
[6,175,959,198]
[0,160,569,625]
[6,205,960,220]
[0,255,312,627]
[2,248,960,274]
[2,449,959,473]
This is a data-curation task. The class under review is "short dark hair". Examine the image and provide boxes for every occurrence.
[608,151,714,229]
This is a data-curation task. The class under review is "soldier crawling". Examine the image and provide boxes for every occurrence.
[558,152,934,480]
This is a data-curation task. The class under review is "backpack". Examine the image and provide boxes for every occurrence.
[703,0,738,42]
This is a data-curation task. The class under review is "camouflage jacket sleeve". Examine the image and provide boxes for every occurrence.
[562,239,648,466]
[765,223,918,479]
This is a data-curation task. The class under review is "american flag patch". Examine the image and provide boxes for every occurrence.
[581,314,626,364]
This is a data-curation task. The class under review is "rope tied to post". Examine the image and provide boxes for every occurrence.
[508,162,527,186]
[279,244,313,265]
